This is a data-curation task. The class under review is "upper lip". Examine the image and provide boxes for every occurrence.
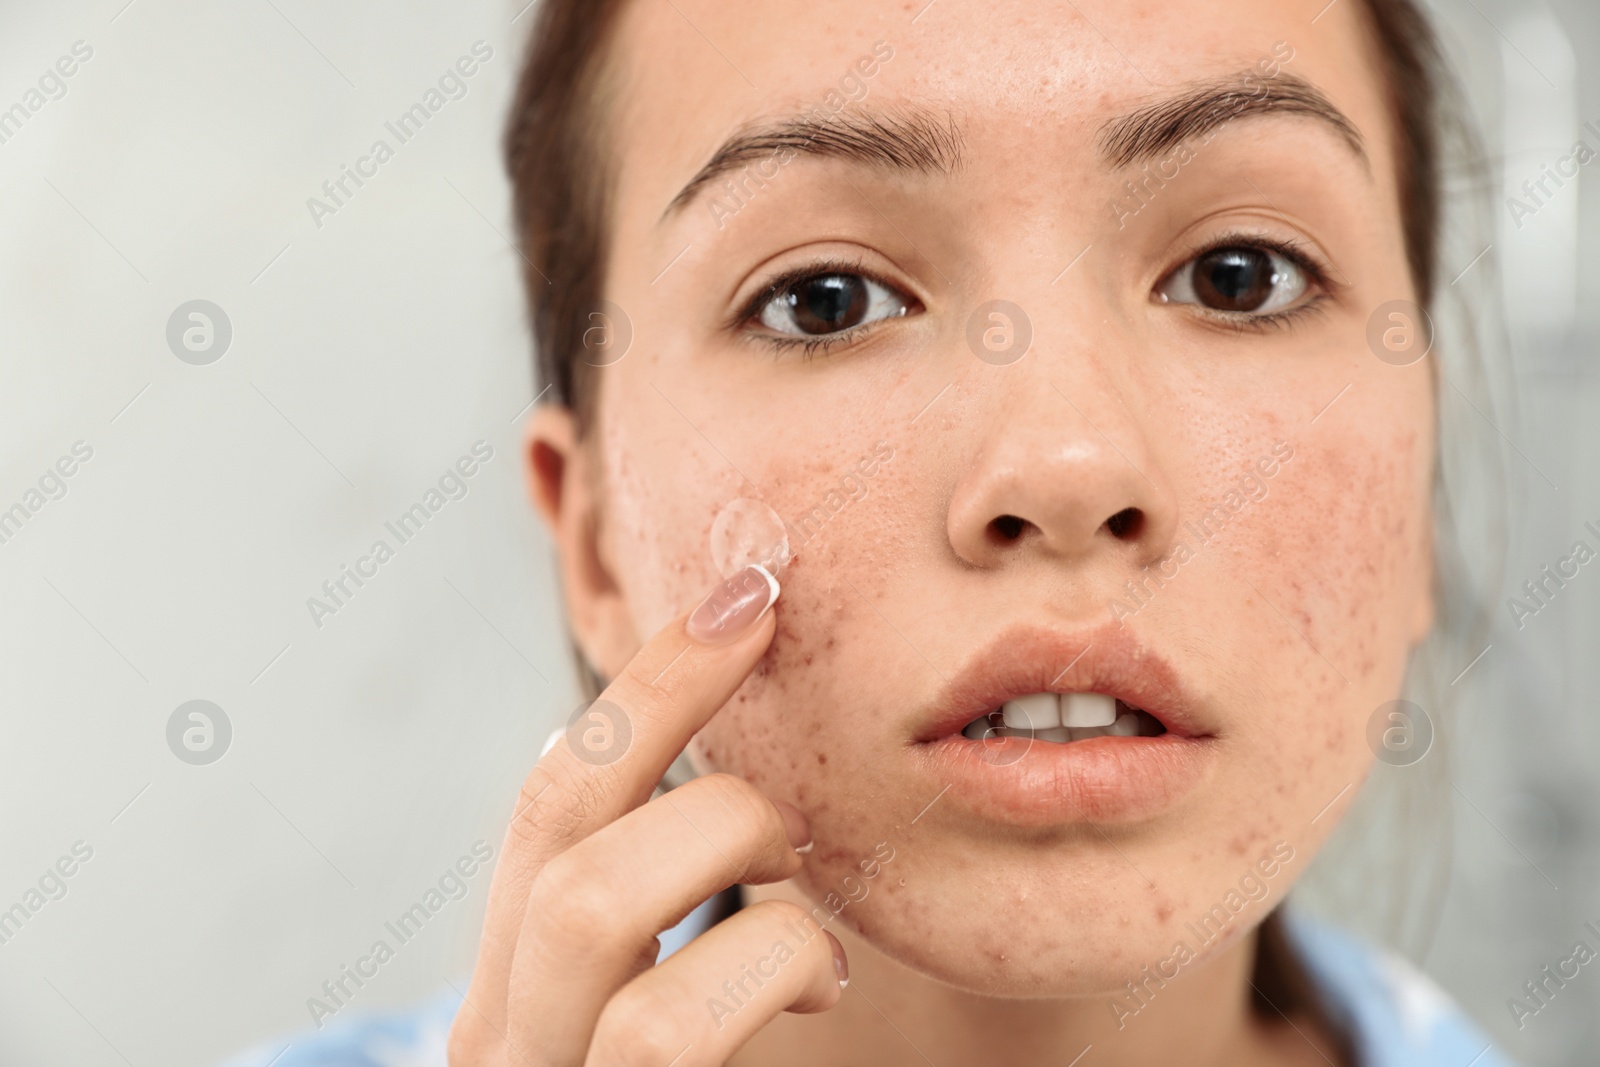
[913,623,1213,743]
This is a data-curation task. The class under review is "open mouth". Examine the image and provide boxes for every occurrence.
[957,691,1168,743]
[911,626,1216,823]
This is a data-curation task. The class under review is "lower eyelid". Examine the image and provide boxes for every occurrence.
[759,330,860,359]
[1189,294,1329,332]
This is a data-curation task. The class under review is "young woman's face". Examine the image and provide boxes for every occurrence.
[550,0,1435,994]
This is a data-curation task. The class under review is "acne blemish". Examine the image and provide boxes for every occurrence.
[710,496,793,578]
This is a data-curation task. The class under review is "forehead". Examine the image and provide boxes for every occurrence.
[602,0,1393,221]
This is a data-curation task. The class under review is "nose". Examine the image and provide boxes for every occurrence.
[946,372,1179,570]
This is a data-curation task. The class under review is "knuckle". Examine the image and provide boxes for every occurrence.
[446,1012,501,1067]
[691,773,783,840]
[604,668,656,710]
[527,850,626,947]
[506,762,619,853]
[592,986,690,1065]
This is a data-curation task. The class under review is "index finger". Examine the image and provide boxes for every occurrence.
[468,566,780,1000]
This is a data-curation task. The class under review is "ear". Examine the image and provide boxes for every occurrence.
[525,406,640,680]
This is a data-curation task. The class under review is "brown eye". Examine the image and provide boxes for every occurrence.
[1193,248,1273,310]
[789,275,866,333]
[1158,245,1309,315]
[756,271,912,337]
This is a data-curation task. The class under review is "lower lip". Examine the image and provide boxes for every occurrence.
[913,732,1217,826]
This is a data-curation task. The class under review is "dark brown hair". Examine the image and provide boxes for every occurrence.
[504,2,1452,1061]
[504,0,631,433]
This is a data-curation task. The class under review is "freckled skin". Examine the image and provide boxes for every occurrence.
[542,0,1438,1060]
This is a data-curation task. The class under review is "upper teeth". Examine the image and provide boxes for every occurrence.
[1001,692,1060,729]
[965,691,1151,742]
[1063,692,1117,727]
[1001,691,1114,729]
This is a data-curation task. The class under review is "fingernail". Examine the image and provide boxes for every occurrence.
[686,565,779,645]
[825,930,849,988]
[773,800,813,854]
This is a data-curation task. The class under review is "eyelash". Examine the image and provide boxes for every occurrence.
[731,256,911,359]
[729,234,1336,355]
[1164,232,1335,333]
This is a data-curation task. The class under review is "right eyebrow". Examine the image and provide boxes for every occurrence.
[660,107,965,222]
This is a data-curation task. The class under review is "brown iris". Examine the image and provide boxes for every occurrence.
[784,274,869,334]
[1190,247,1277,312]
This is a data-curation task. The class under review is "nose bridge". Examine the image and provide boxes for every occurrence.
[946,291,1178,568]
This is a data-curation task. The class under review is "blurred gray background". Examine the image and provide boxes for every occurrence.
[0,1,1593,1064]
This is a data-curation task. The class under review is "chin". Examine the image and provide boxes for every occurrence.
[796,849,1239,999]
[772,770,1308,1000]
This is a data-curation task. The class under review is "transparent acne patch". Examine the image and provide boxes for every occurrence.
[709,497,792,579]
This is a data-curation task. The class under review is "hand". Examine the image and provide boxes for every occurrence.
[449,565,847,1066]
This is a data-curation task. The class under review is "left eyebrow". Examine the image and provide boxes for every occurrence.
[1098,73,1365,169]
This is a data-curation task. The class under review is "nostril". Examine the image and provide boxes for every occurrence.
[1105,507,1143,540]
[990,514,1026,542]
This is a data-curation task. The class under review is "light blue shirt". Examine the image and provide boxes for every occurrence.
[219,910,1517,1067]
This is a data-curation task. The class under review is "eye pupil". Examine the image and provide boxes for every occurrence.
[788,275,868,334]
[1192,248,1275,312]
